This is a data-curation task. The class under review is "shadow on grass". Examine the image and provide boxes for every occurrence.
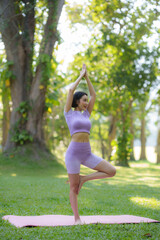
[0,144,66,177]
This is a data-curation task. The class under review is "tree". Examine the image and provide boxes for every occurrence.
[156,91,160,164]
[139,94,149,160]
[0,59,12,150]
[129,107,136,161]
[0,0,65,151]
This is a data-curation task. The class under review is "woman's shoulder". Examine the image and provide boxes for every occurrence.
[64,108,73,117]
[83,109,91,118]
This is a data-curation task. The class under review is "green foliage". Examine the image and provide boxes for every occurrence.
[133,92,154,142]
[116,129,132,166]
[110,92,133,166]
[0,59,14,92]
[45,69,65,110]
[11,129,33,145]
[90,113,109,158]
[11,101,33,145]
[44,94,70,151]
[37,54,54,86]
[0,60,12,124]
[43,69,68,149]
[15,101,31,115]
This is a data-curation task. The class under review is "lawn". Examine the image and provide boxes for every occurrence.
[0,150,160,240]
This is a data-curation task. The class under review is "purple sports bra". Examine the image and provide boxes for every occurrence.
[64,108,91,136]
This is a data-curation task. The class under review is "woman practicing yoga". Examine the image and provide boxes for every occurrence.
[64,64,116,224]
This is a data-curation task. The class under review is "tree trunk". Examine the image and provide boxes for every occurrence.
[0,0,65,151]
[3,39,27,151]
[98,123,105,159]
[156,130,160,164]
[26,0,64,146]
[139,108,147,160]
[156,100,160,164]
[129,109,136,161]
[108,115,117,161]
[2,90,11,150]
[116,99,133,167]
[0,0,35,151]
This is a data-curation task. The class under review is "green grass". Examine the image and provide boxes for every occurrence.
[0,151,160,240]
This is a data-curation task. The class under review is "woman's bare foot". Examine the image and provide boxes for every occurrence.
[78,175,85,194]
[75,218,83,225]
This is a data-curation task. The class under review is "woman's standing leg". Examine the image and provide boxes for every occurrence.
[68,173,81,224]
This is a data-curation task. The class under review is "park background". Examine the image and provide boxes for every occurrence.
[0,0,160,239]
[0,0,160,165]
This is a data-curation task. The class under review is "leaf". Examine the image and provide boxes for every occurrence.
[39,85,44,90]
[5,79,10,87]
[144,233,152,237]
[47,107,52,113]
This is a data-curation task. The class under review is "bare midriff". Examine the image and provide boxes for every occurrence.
[71,132,89,142]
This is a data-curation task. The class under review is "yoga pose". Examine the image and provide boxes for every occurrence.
[64,64,116,224]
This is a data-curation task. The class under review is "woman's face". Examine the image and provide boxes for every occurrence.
[77,95,88,111]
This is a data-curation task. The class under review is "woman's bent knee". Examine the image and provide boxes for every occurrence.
[109,167,116,177]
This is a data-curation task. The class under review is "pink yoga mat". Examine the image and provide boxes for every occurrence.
[2,215,159,228]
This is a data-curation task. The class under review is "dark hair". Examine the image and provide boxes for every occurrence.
[72,91,88,108]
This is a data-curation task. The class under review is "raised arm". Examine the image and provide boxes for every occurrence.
[84,65,96,115]
[64,65,86,112]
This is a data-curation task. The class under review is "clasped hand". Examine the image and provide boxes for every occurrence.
[80,63,88,78]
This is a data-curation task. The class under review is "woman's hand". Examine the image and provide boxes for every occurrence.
[80,63,87,78]
[82,63,88,78]
[84,66,88,78]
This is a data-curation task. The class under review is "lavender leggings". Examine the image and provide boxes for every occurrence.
[65,141,103,174]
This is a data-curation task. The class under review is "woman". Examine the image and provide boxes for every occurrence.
[64,64,116,224]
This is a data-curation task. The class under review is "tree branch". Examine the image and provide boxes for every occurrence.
[31,0,65,94]
[0,0,20,54]
[21,0,36,96]
[39,0,65,56]
[27,0,65,133]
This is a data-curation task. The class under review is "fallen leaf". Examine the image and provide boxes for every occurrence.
[144,233,152,237]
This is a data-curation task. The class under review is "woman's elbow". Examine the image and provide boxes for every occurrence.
[69,88,74,94]
[92,93,96,98]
